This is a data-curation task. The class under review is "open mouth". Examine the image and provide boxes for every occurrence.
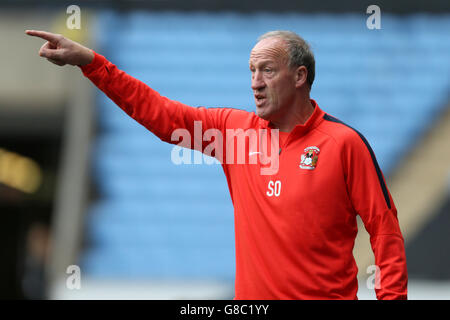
[255,95,266,106]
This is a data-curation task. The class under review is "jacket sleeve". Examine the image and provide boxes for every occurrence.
[342,130,408,300]
[79,51,232,152]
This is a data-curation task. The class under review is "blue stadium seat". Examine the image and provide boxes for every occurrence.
[82,12,450,281]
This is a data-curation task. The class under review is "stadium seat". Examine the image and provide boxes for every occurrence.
[81,12,450,281]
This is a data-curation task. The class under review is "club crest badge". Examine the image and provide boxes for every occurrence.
[299,146,320,170]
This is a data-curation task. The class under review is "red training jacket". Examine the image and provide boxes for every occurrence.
[80,52,408,300]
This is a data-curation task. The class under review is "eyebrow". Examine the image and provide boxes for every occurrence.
[248,59,276,67]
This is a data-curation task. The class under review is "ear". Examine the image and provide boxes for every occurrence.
[294,66,308,89]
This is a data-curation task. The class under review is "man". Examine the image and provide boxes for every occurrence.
[26,29,408,299]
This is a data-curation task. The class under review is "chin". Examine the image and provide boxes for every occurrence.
[256,106,274,121]
[256,109,268,120]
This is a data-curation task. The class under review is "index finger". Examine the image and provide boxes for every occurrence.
[25,30,61,43]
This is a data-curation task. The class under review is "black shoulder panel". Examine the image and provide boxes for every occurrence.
[323,114,391,209]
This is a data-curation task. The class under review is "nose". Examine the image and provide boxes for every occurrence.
[251,70,265,91]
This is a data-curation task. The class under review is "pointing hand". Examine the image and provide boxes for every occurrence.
[26,30,94,66]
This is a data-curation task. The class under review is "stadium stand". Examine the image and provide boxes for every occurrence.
[80,12,450,282]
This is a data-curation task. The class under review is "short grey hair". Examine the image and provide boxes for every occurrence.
[258,30,315,89]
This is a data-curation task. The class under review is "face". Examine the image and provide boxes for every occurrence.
[249,37,297,121]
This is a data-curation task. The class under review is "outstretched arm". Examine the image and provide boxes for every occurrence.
[26,30,232,151]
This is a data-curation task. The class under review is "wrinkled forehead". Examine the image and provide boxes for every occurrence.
[249,37,289,66]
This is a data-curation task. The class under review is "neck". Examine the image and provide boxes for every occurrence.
[271,94,315,132]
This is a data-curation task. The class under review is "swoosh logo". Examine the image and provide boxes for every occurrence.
[249,151,261,156]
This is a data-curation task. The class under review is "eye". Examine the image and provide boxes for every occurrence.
[264,68,272,73]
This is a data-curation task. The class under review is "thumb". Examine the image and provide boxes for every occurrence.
[38,41,54,54]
